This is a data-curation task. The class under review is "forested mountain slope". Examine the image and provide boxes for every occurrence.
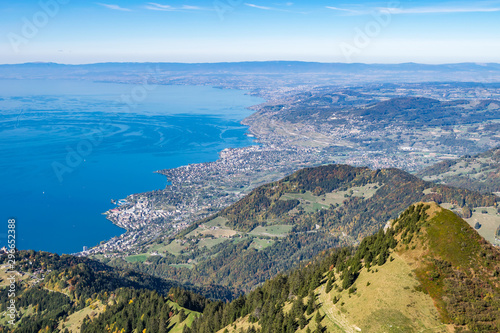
[0,251,233,333]
[4,203,500,332]
[108,164,498,292]
[185,203,500,333]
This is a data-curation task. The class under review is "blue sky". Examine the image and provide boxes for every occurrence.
[1,0,499,64]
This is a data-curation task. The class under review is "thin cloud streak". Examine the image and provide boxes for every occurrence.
[182,5,203,10]
[384,6,500,14]
[97,3,132,11]
[326,4,500,15]
[325,6,361,14]
[245,3,273,10]
[245,3,306,13]
[145,3,174,11]
[145,3,207,12]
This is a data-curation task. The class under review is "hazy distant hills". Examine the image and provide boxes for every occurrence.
[2,61,500,83]
[420,146,500,194]
[3,61,500,73]
[263,95,500,128]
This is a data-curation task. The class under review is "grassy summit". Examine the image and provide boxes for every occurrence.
[186,203,500,333]
[318,202,500,332]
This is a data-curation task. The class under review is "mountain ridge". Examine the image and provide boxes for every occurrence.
[105,164,498,292]
[184,202,500,333]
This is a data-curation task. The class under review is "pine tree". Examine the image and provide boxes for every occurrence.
[315,311,322,324]
[326,278,333,293]
[378,249,387,266]
[158,315,167,333]
[299,312,307,329]
[291,296,304,318]
[306,291,316,315]
[179,309,187,322]
[342,269,356,289]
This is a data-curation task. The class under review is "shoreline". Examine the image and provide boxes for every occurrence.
[78,88,270,256]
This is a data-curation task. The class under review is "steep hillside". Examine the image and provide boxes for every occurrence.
[419,146,500,194]
[0,251,233,333]
[185,203,500,333]
[108,164,498,291]
[79,288,201,333]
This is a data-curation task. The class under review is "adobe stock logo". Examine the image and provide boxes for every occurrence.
[339,1,401,62]
[213,0,243,21]
[7,0,70,53]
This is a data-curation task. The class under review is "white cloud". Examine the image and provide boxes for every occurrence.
[325,6,361,14]
[245,3,305,13]
[382,6,500,14]
[145,2,176,12]
[145,3,174,11]
[326,4,500,15]
[181,5,203,10]
[145,3,206,11]
[245,3,273,10]
[97,3,132,11]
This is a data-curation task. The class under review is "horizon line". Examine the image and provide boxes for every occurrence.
[1,60,500,66]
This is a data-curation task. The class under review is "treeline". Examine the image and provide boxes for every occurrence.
[0,250,110,273]
[183,204,413,333]
[80,288,204,333]
[1,250,236,302]
[216,165,373,231]
[272,94,500,128]
[0,285,74,333]
[0,251,239,332]
[16,203,499,333]
[0,251,214,333]
[356,97,500,127]
[215,165,497,234]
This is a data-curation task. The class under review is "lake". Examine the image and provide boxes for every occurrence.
[0,79,263,254]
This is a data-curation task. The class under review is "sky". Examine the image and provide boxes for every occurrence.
[0,0,499,64]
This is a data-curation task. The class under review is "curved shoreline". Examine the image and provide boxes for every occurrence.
[78,88,269,256]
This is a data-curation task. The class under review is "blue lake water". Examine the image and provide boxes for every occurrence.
[0,79,263,254]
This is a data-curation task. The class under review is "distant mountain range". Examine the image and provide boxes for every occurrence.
[2,61,500,82]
